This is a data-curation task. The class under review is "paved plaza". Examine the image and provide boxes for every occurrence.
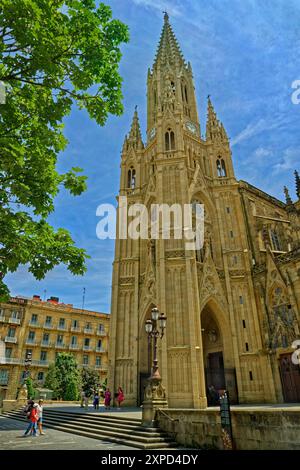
[0,415,136,450]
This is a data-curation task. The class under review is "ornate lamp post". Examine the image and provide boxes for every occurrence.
[142,307,168,427]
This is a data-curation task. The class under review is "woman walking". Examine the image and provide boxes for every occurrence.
[104,388,111,410]
[23,403,38,437]
[117,386,124,409]
[37,399,45,435]
[93,392,99,410]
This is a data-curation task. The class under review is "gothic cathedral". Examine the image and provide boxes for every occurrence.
[108,13,300,408]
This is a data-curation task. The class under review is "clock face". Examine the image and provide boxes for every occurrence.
[186,121,197,134]
[149,127,156,139]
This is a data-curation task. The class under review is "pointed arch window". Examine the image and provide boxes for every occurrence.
[127,167,136,189]
[270,229,281,251]
[165,128,175,151]
[216,157,227,177]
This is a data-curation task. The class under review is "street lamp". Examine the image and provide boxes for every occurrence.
[24,351,32,380]
[144,308,167,381]
[142,307,167,427]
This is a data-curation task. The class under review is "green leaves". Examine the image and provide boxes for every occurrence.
[0,1,129,299]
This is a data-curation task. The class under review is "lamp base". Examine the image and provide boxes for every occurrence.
[141,377,168,427]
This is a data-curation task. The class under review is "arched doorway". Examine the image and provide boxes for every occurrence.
[201,300,238,404]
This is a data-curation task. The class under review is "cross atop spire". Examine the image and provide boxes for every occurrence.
[153,13,185,69]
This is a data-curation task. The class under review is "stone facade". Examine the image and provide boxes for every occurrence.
[0,295,109,404]
[108,14,300,408]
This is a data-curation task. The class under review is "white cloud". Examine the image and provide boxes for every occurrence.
[273,147,300,173]
[131,0,183,17]
[231,116,285,146]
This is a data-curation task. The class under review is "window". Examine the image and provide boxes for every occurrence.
[31,314,38,324]
[11,310,19,319]
[98,324,104,333]
[37,372,44,381]
[57,334,63,344]
[72,320,78,328]
[28,331,35,341]
[245,342,249,352]
[71,336,77,345]
[96,356,101,367]
[226,207,230,214]
[97,339,102,349]
[0,370,9,384]
[165,128,175,151]
[270,230,281,251]
[59,318,65,328]
[230,231,234,238]
[8,327,16,338]
[83,355,89,365]
[249,371,253,381]
[45,316,52,325]
[242,320,246,328]
[216,158,227,177]
[5,347,12,358]
[86,322,91,330]
[239,296,244,304]
[42,333,49,342]
[40,351,47,361]
[127,167,136,189]
[84,338,90,347]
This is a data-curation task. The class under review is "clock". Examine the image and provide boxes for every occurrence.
[149,127,156,140]
[185,121,197,134]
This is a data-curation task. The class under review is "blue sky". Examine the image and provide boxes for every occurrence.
[5,0,300,312]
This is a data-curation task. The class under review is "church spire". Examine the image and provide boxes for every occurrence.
[153,13,185,69]
[126,106,143,151]
[206,96,228,143]
[295,170,300,199]
[284,186,293,205]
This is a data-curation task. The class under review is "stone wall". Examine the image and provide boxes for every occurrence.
[157,407,300,450]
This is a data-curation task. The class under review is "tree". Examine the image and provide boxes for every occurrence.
[54,352,81,400]
[0,1,129,299]
[44,363,59,398]
[25,376,35,399]
[81,366,99,397]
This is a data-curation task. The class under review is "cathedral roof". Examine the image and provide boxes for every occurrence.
[152,12,186,69]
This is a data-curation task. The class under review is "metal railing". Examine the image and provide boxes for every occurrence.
[8,318,21,325]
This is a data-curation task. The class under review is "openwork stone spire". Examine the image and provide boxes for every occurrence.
[153,12,185,69]
[127,106,143,150]
[206,96,228,142]
[284,186,293,205]
[295,170,300,199]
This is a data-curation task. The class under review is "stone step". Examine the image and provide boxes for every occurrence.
[6,410,165,437]
[4,410,178,449]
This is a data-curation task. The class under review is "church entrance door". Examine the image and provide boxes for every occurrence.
[279,353,300,403]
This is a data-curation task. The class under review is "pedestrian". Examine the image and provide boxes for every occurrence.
[117,386,124,409]
[23,403,38,437]
[80,390,85,408]
[104,388,111,410]
[37,399,45,435]
[93,392,99,410]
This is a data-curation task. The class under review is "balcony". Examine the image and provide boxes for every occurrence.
[57,325,67,331]
[40,341,53,348]
[31,360,49,367]
[25,339,37,346]
[0,377,9,386]
[43,323,54,330]
[71,326,81,333]
[94,366,108,372]
[83,328,94,335]
[96,330,106,336]
[28,321,40,328]
[95,347,105,353]
[55,342,67,349]
[0,357,24,365]
[0,315,6,322]
[83,345,92,352]
[5,336,17,344]
[69,344,80,350]
[8,318,21,325]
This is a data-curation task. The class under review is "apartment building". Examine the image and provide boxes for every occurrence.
[0,295,110,402]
